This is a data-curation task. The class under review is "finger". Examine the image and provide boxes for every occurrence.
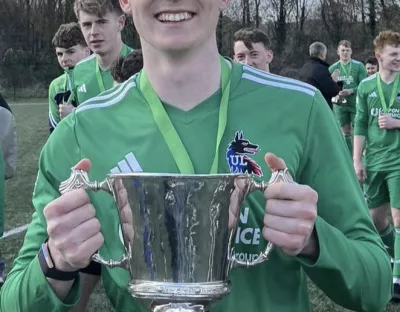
[61,218,102,250]
[264,214,313,236]
[265,182,318,203]
[265,198,317,220]
[74,159,91,172]
[47,203,96,238]
[65,232,104,269]
[120,203,133,226]
[262,227,306,255]
[264,153,286,171]
[44,188,90,218]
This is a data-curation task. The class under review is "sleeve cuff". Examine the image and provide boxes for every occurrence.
[32,255,81,310]
[296,217,327,268]
[353,126,367,136]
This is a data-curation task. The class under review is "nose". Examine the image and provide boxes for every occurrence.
[244,56,251,65]
[90,23,99,36]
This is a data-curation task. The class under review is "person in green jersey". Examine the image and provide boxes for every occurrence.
[72,0,134,105]
[365,56,379,77]
[48,23,90,133]
[329,40,367,155]
[354,30,400,301]
[110,49,143,85]
[0,0,392,311]
[233,28,273,73]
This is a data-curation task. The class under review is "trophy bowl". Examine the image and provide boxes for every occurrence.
[59,170,293,311]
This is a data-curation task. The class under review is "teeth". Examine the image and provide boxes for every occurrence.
[157,12,193,22]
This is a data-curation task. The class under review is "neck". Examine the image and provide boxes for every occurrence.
[97,40,123,71]
[340,59,351,65]
[264,63,270,73]
[379,69,398,83]
[141,38,222,111]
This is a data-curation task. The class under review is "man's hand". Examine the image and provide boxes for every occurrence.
[339,89,353,97]
[44,159,104,272]
[378,114,400,129]
[331,69,340,82]
[59,104,74,120]
[353,160,367,183]
[262,153,318,258]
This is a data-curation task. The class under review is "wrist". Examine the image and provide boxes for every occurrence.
[299,229,319,260]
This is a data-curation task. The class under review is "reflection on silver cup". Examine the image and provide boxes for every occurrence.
[59,169,293,311]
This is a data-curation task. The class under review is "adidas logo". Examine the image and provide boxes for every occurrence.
[78,84,87,93]
[110,152,142,174]
[368,91,377,98]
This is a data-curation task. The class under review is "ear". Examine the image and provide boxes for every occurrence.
[119,0,132,15]
[84,47,91,57]
[118,14,126,31]
[266,49,274,63]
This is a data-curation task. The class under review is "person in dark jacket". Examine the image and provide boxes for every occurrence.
[300,42,342,109]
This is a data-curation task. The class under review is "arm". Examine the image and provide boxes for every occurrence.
[353,63,368,95]
[0,107,17,179]
[0,116,97,311]
[353,87,368,161]
[313,67,341,99]
[296,91,392,312]
[48,81,61,133]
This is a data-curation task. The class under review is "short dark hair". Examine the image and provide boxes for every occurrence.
[338,40,352,48]
[111,50,143,83]
[365,56,378,66]
[233,28,271,51]
[52,22,87,49]
[74,0,123,18]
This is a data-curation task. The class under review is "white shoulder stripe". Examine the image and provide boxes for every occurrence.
[76,53,96,66]
[243,65,316,91]
[352,59,361,64]
[242,73,315,96]
[363,73,376,82]
[76,80,136,113]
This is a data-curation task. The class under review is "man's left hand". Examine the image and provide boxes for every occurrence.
[59,104,74,119]
[263,153,319,258]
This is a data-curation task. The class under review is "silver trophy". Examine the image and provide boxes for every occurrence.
[60,169,293,312]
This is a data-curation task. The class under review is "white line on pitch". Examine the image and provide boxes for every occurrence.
[10,103,47,106]
[1,224,29,239]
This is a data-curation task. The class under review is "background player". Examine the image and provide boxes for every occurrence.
[354,30,400,301]
[330,40,367,155]
[48,23,90,133]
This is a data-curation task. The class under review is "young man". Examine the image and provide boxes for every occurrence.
[0,92,17,286]
[365,56,379,76]
[329,40,367,155]
[354,30,400,301]
[0,1,392,312]
[72,0,133,105]
[49,23,91,133]
[233,28,273,72]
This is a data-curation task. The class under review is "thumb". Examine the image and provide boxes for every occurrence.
[264,153,287,171]
[74,158,91,172]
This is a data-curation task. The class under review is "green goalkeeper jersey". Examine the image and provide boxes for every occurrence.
[354,72,400,171]
[48,69,75,133]
[329,59,367,110]
[0,61,392,312]
[73,44,133,105]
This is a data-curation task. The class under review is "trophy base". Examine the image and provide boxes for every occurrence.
[129,280,231,302]
[152,302,206,312]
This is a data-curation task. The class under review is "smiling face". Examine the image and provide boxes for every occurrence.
[78,10,125,56]
[376,45,400,73]
[365,63,378,76]
[55,44,90,69]
[120,0,230,52]
[233,41,272,71]
[338,45,352,62]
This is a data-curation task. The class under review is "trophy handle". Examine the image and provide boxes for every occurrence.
[229,168,295,268]
[59,168,129,270]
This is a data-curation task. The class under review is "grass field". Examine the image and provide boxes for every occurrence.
[0,100,398,311]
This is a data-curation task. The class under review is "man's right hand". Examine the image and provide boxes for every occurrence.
[43,159,104,272]
[353,160,367,183]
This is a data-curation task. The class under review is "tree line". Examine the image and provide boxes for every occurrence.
[1,0,400,98]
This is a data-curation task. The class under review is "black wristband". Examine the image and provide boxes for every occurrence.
[38,242,79,281]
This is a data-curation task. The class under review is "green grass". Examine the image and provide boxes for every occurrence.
[0,102,398,311]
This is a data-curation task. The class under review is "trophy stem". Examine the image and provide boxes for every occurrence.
[152,303,206,312]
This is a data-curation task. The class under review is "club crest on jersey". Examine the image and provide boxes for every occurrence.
[226,131,263,177]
